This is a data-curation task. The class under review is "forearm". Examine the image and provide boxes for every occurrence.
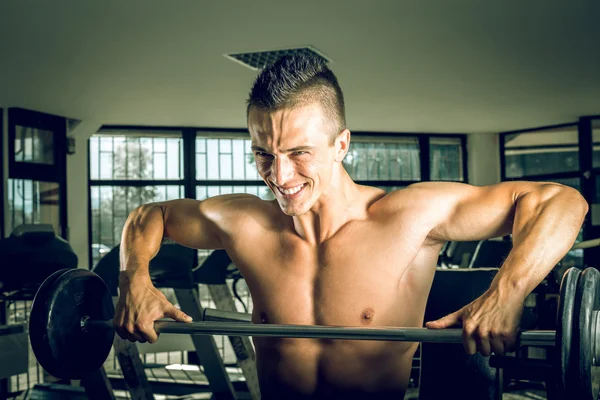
[119,203,166,275]
[492,184,588,301]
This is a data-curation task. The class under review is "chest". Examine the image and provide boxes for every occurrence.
[230,221,436,326]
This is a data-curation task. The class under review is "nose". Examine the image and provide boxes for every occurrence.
[271,156,294,186]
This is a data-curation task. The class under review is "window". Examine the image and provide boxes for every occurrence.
[503,126,579,179]
[7,108,67,236]
[90,129,467,265]
[194,133,273,201]
[344,136,421,182]
[196,185,274,201]
[14,126,54,165]
[500,123,584,267]
[91,134,184,180]
[89,131,185,265]
[7,179,61,233]
[90,185,184,258]
[430,137,464,181]
[196,136,259,181]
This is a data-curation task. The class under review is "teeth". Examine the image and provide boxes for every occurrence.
[278,184,304,195]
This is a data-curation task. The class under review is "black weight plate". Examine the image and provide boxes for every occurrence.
[554,267,581,398]
[29,269,72,377]
[576,267,600,400]
[29,268,115,379]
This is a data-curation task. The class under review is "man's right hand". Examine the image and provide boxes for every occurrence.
[113,271,193,343]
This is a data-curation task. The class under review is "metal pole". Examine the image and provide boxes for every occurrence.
[572,238,600,250]
[84,319,556,347]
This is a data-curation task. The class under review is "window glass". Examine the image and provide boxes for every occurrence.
[90,134,183,180]
[504,127,579,178]
[430,137,464,181]
[14,126,54,165]
[344,137,421,181]
[7,179,61,234]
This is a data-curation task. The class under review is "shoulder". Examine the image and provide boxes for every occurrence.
[199,193,283,229]
[200,193,276,216]
[372,182,473,213]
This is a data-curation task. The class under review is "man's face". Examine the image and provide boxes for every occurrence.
[248,104,340,216]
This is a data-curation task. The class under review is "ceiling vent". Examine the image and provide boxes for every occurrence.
[225,46,331,70]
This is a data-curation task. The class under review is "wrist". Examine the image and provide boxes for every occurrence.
[490,272,530,305]
[119,267,151,290]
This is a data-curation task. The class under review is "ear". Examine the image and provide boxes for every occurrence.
[334,129,351,163]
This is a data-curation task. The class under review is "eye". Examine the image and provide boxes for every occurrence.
[292,151,308,156]
[254,151,273,160]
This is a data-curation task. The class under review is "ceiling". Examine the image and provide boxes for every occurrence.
[1,0,599,134]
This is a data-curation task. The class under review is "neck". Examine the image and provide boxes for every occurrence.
[292,165,363,244]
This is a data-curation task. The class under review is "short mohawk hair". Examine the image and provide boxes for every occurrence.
[246,54,346,141]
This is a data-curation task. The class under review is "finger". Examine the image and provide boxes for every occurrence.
[113,318,126,340]
[163,305,193,322]
[137,323,159,344]
[127,333,144,342]
[489,336,505,357]
[124,324,145,343]
[462,323,477,355]
[112,310,126,339]
[127,330,145,342]
[114,325,128,340]
[476,334,492,357]
[503,330,519,353]
[425,310,462,329]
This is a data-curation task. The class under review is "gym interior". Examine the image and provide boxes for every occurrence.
[1,1,600,399]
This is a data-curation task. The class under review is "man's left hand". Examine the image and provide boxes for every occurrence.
[424,289,525,357]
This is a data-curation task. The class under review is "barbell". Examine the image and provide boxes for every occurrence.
[28,266,599,399]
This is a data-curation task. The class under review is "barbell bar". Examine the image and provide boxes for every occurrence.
[28,267,599,399]
[83,318,557,347]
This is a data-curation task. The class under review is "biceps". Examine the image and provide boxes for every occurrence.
[161,199,224,250]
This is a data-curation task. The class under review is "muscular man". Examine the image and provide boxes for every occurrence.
[114,55,588,399]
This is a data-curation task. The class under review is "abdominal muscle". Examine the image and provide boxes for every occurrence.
[247,264,434,400]
[253,337,417,399]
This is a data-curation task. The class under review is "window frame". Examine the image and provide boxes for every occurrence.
[498,116,600,267]
[88,125,468,267]
[8,108,67,182]
[7,108,68,238]
[499,122,580,182]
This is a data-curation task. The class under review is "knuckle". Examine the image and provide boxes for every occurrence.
[125,323,136,334]
[463,322,477,335]
[489,329,503,338]
[476,327,490,340]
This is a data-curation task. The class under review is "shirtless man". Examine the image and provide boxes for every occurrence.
[114,54,588,399]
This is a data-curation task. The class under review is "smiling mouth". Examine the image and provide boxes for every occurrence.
[274,183,307,198]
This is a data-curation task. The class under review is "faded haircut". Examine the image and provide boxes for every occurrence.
[246,54,346,144]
